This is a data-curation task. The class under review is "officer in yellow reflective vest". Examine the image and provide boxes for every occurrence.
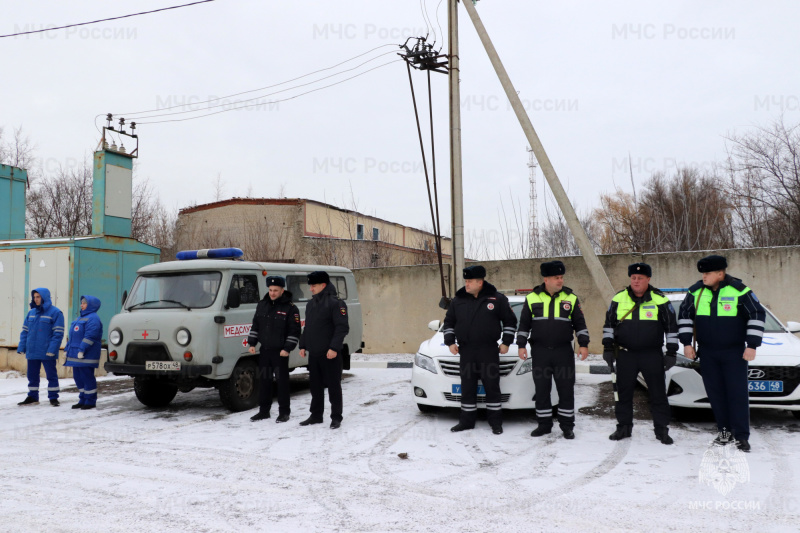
[517,261,589,439]
[678,255,765,453]
[602,263,678,444]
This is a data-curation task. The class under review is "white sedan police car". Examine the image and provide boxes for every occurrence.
[412,295,559,412]
[639,289,800,418]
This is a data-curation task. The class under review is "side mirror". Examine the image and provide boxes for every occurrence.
[428,319,441,332]
[787,321,800,333]
[121,290,128,307]
[226,287,241,309]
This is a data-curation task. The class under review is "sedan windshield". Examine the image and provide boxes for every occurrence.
[126,271,222,310]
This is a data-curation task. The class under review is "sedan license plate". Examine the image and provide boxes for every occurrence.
[146,361,181,371]
[452,384,487,395]
[748,380,783,392]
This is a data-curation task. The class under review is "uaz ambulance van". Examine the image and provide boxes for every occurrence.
[104,248,362,411]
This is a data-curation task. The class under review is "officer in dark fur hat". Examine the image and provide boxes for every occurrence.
[517,261,589,439]
[298,271,350,429]
[602,263,678,444]
[678,255,765,452]
[443,265,517,434]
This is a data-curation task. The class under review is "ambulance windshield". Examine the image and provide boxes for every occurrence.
[126,271,223,310]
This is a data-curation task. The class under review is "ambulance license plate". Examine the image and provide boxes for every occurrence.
[146,361,181,371]
[748,380,782,392]
[452,384,486,395]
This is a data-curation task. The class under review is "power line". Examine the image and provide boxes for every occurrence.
[120,44,398,116]
[434,0,445,51]
[135,59,401,124]
[0,0,217,39]
[126,50,399,121]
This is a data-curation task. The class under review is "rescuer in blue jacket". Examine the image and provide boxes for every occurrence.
[64,296,104,410]
[17,288,65,406]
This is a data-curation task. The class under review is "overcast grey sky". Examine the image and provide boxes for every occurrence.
[3,0,799,257]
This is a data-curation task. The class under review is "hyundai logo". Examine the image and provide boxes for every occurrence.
[748,369,766,379]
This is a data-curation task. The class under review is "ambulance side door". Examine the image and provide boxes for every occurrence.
[218,272,261,371]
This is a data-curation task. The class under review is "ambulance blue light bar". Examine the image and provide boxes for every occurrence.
[176,248,244,260]
[659,288,688,293]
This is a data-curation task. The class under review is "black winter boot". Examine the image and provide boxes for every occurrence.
[654,427,673,445]
[609,425,632,441]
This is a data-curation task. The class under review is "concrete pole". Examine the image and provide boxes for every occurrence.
[461,0,616,303]
[449,0,465,296]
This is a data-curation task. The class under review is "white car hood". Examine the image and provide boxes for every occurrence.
[418,332,524,357]
[749,332,800,366]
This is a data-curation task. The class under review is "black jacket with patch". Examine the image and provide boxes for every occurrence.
[299,283,350,355]
[442,281,517,349]
[247,291,302,352]
[602,286,678,353]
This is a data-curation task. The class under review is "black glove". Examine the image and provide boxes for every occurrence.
[603,350,615,369]
[664,353,677,371]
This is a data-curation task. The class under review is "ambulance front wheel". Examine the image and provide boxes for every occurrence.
[133,377,179,408]
[219,358,259,412]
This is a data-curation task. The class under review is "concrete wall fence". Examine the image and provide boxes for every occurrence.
[353,247,800,355]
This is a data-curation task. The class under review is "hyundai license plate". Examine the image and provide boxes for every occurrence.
[452,384,486,395]
[146,361,181,371]
[748,380,782,392]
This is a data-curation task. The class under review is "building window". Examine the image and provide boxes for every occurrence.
[424,240,429,251]
[357,224,364,240]
[372,227,380,241]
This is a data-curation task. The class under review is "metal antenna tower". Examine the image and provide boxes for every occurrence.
[527,146,539,255]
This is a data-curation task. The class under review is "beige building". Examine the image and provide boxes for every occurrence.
[175,198,452,268]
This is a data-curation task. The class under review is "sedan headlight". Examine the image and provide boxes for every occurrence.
[176,328,191,346]
[109,329,122,346]
[414,353,438,374]
[516,357,532,375]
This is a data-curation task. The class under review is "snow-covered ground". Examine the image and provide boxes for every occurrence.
[0,365,798,533]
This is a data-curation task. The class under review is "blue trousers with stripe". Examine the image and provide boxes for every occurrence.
[72,366,98,406]
[27,359,60,400]
[699,348,749,441]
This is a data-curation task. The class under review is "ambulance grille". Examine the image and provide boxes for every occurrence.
[438,360,518,377]
[125,343,172,365]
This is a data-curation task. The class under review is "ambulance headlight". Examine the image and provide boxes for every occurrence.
[109,329,122,346]
[517,358,533,375]
[176,328,191,346]
[414,353,438,374]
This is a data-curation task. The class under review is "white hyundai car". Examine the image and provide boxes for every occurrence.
[412,295,560,412]
[638,289,800,418]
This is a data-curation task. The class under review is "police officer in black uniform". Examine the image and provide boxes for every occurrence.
[443,265,517,435]
[517,261,590,439]
[678,255,765,452]
[602,263,678,444]
[298,271,350,429]
[247,276,301,423]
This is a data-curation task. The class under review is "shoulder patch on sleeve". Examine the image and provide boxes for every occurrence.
[340,307,347,316]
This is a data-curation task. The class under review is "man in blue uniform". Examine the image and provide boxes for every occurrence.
[17,288,65,406]
[678,255,765,452]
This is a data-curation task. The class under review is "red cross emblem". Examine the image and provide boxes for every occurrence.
[242,338,249,348]
[142,330,149,339]
[646,311,653,318]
